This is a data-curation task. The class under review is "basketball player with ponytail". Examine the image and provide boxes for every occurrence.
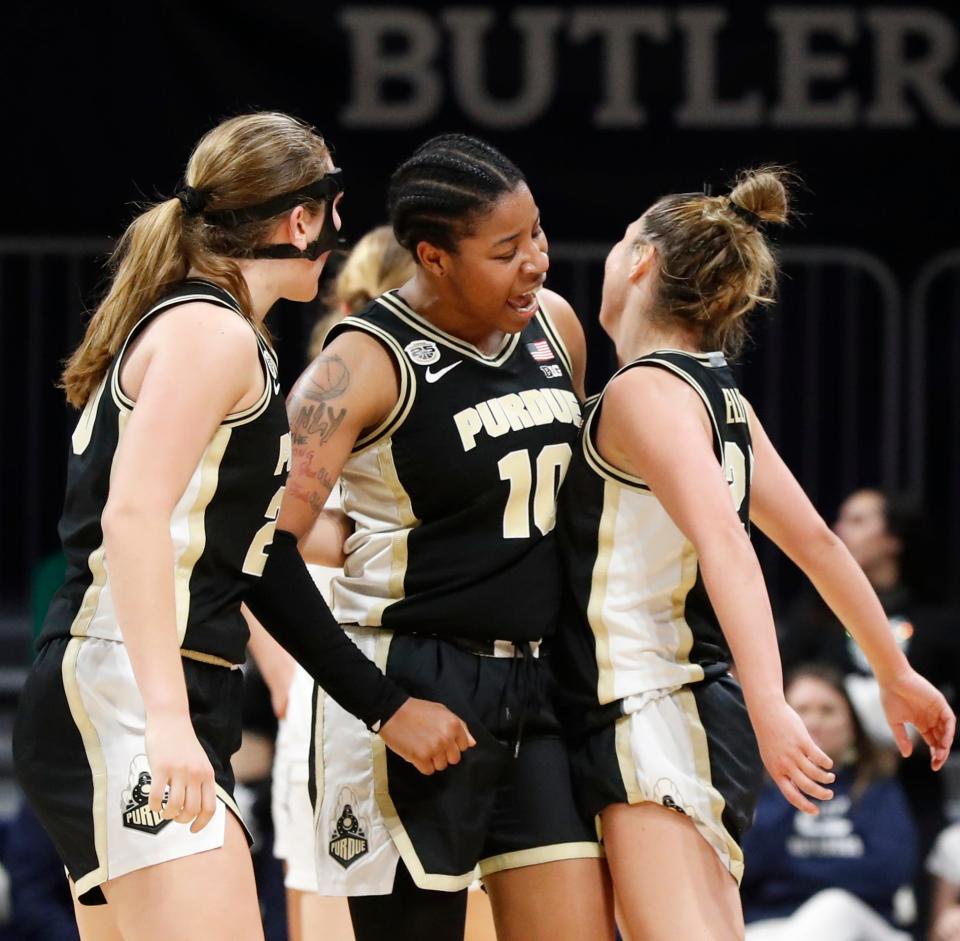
[12,112,470,941]
[555,168,955,940]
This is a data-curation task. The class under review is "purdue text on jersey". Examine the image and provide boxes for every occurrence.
[324,289,580,641]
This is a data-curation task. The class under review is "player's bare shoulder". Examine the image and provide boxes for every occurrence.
[290,327,400,444]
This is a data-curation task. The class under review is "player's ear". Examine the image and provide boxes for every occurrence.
[270,205,310,251]
[416,241,451,278]
[628,242,656,284]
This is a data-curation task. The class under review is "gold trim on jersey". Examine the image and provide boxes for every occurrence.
[376,291,521,366]
[671,542,703,677]
[107,287,274,428]
[477,841,603,879]
[69,411,129,638]
[646,348,727,365]
[324,317,417,454]
[110,293,245,411]
[174,426,232,644]
[312,681,325,843]
[534,293,574,379]
[72,377,107,456]
[370,632,480,891]
[61,638,109,896]
[581,354,728,493]
[379,442,415,602]
[615,715,645,803]
[637,358,723,449]
[676,688,745,884]
[589,482,622,705]
[215,783,254,845]
[581,404,652,494]
[220,337,275,428]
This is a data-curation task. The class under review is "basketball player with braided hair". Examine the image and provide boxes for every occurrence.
[12,113,470,941]
[273,134,613,940]
[555,168,955,940]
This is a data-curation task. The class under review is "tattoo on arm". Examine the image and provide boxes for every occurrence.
[291,402,347,444]
[305,355,350,402]
[317,467,336,491]
[289,356,350,445]
[283,355,349,518]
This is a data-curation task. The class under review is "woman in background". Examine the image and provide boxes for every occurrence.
[742,665,916,940]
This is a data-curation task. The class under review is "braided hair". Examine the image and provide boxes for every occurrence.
[388,134,526,257]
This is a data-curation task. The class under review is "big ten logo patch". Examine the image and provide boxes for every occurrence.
[121,756,170,835]
[329,787,370,869]
[405,339,441,366]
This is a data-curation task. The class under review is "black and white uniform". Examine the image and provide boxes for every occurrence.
[14,280,291,903]
[311,289,600,895]
[555,349,764,883]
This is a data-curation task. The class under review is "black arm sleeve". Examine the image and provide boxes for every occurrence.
[244,529,409,730]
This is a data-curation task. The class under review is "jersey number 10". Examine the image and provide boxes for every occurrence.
[497,443,573,539]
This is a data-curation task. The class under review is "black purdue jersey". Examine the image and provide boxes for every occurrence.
[326,289,582,641]
[40,280,291,665]
[556,350,753,722]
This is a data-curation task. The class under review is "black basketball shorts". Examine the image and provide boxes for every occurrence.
[309,628,602,895]
[569,673,764,883]
[13,635,250,904]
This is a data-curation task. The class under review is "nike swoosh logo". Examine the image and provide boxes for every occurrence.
[425,361,462,383]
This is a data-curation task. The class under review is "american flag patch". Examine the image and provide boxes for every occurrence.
[526,340,554,362]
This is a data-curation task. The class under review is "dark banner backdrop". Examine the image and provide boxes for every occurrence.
[3,1,959,617]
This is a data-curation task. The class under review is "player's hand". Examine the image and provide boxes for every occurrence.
[752,699,835,815]
[879,667,956,770]
[145,712,217,833]
[379,698,476,775]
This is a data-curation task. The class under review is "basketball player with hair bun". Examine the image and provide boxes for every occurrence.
[273,134,614,940]
[13,112,469,941]
[555,167,955,940]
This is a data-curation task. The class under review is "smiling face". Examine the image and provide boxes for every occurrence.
[438,183,549,334]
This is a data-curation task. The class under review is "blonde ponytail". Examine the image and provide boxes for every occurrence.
[61,112,331,407]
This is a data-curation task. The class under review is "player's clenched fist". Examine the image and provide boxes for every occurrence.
[379,698,476,775]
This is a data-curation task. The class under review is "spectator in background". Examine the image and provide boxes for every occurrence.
[780,488,960,936]
[3,802,79,941]
[926,823,960,940]
[741,664,916,940]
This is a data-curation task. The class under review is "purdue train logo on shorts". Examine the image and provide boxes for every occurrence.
[329,788,370,869]
[121,755,171,835]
